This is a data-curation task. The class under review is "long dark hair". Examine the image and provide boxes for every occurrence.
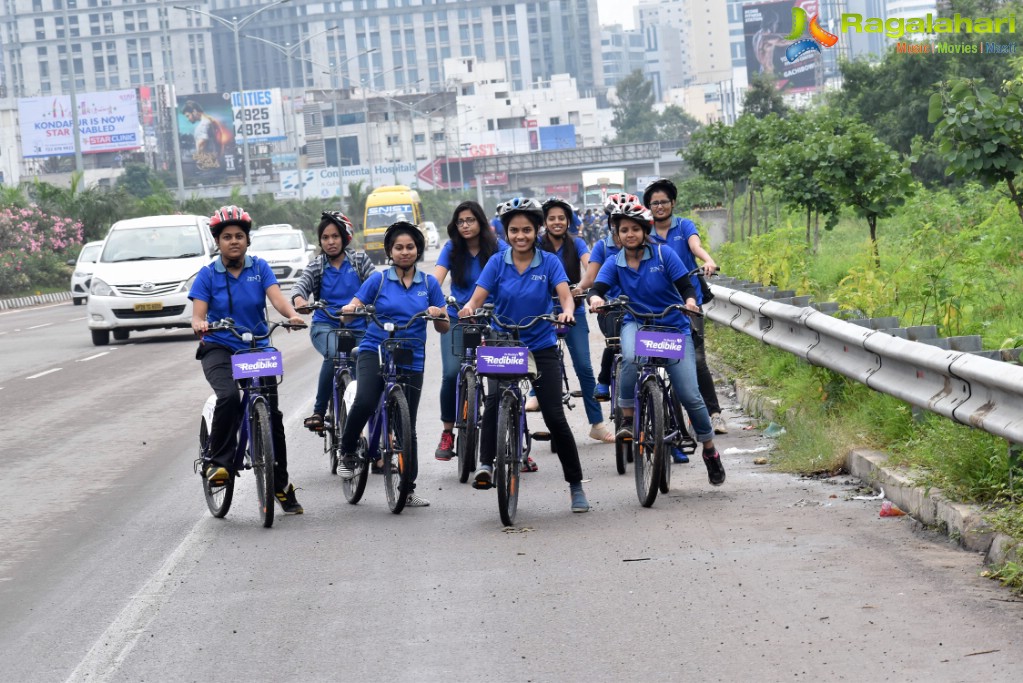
[447,200,498,288]
[541,218,581,283]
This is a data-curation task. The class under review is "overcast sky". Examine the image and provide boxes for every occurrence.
[597,0,638,30]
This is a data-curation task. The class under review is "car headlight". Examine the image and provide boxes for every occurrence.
[73,270,89,278]
[90,278,113,296]
[291,255,304,264]
[180,273,198,293]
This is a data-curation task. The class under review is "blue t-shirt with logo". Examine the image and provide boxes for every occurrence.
[490,216,506,241]
[541,234,591,315]
[189,255,278,351]
[314,257,368,331]
[594,244,692,335]
[354,266,445,372]
[475,249,569,351]
[589,236,621,299]
[649,216,702,305]
[436,238,509,316]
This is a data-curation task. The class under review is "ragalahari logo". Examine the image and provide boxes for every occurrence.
[784,7,839,62]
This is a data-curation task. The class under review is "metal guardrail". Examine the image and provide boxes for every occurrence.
[704,284,1023,444]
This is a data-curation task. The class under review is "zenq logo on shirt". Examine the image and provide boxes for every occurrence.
[531,274,547,281]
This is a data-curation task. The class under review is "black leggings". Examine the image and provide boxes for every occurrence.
[479,346,583,484]
[340,352,425,489]
[690,315,721,415]
[596,310,623,386]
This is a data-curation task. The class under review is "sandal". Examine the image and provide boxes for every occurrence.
[304,413,324,431]
[588,422,616,444]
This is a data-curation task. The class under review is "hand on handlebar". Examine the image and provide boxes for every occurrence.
[557,310,575,325]
[427,305,448,320]
[588,295,605,314]
[286,315,307,329]
[192,318,209,336]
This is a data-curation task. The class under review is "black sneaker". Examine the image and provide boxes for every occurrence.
[275,483,304,514]
[435,429,455,461]
[703,450,726,486]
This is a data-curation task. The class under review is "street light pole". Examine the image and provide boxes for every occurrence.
[159,0,185,198]
[60,2,84,174]
[359,64,403,190]
[174,0,291,200]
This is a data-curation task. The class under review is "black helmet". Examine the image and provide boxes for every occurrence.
[384,220,425,262]
[320,210,354,248]
[642,178,677,208]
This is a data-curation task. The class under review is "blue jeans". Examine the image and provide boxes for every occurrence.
[310,322,362,416]
[438,324,464,424]
[618,322,713,443]
[562,315,603,425]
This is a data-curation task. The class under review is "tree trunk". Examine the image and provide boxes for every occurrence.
[749,183,757,237]
[813,211,821,254]
[1006,177,1023,226]
[760,190,769,233]
[869,215,880,268]
[805,206,811,246]
[738,189,748,241]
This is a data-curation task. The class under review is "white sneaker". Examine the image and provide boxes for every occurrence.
[406,492,430,507]
[588,422,615,443]
[711,414,728,434]
[524,395,540,412]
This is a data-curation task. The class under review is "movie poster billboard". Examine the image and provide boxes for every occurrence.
[176,93,241,185]
[743,0,821,93]
[18,89,141,158]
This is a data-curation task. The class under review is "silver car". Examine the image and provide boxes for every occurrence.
[248,225,315,284]
[67,240,104,305]
[423,221,439,249]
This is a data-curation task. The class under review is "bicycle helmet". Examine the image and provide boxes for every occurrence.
[319,210,354,248]
[497,196,544,230]
[604,192,642,216]
[642,178,678,208]
[542,196,582,232]
[209,205,252,238]
[609,198,654,234]
[384,220,425,262]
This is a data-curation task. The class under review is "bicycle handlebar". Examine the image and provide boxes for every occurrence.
[592,296,702,319]
[470,305,576,331]
[206,318,307,343]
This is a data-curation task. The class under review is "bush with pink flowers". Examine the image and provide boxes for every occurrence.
[0,205,84,295]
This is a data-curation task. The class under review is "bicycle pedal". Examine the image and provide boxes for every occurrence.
[531,431,552,441]
[569,390,583,398]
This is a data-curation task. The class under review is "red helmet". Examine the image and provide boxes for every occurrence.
[609,197,654,234]
[209,205,252,238]
[321,210,354,247]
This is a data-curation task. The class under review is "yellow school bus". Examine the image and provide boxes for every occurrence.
[363,185,424,264]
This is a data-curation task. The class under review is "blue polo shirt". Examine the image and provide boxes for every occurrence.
[189,255,278,351]
[314,257,367,331]
[650,216,702,305]
[589,236,621,299]
[594,244,692,335]
[475,248,569,351]
[437,238,509,316]
[490,216,506,241]
[541,234,590,315]
[354,266,445,372]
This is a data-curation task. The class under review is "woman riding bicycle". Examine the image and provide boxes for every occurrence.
[291,210,375,433]
[431,200,506,461]
[457,197,590,513]
[586,199,725,487]
[338,221,449,508]
[539,196,614,445]
[188,205,307,514]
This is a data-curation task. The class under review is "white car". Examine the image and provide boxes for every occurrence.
[423,221,439,249]
[68,240,103,305]
[248,224,315,284]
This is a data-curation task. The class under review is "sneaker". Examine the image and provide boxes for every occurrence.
[703,449,726,486]
[274,483,304,514]
[615,425,633,441]
[671,447,689,464]
[569,483,590,513]
[473,465,494,489]
[524,395,540,412]
[521,456,538,473]
[711,413,729,435]
[588,422,615,443]
[435,430,455,461]
[406,492,430,507]
[593,383,611,401]
[206,466,230,485]
[339,452,359,480]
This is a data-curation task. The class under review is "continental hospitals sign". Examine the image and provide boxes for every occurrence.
[18,89,141,158]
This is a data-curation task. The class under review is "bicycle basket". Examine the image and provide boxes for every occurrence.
[382,339,416,368]
[460,324,484,352]
[231,348,283,386]
[333,329,358,354]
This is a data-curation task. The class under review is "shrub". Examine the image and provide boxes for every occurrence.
[0,205,83,295]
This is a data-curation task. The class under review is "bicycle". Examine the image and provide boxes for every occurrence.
[195,318,306,528]
[338,305,446,513]
[295,300,360,476]
[594,306,632,475]
[473,305,573,526]
[594,297,700,507]
[446,296,488,484]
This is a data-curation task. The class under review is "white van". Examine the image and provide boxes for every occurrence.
[86,215,215,346]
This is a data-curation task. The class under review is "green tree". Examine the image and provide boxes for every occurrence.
[929,78,1023,226]
[118,164,160,199]
[609,70,659,143]
[743,72,788,119]
[657,105,702,143]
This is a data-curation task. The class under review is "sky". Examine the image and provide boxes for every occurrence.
[597,0,639,30]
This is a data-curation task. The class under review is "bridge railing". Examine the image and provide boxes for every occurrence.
[704,284,1023,444]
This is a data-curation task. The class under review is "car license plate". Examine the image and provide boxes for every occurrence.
[133,302,163,312]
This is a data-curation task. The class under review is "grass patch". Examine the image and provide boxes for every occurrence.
[985,561,1023,595]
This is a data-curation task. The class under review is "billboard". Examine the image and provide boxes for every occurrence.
[229,88,286,144]
[176,93,241,185]
[539,124,577,150]
[743,0,822,94]
[18,89,141,158]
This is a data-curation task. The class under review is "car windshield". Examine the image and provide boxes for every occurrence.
[79,244,102,263]
[250,233,304,251]
[101,225,204,262]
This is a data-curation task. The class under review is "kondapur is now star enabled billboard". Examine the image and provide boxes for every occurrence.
[18,89,141,158]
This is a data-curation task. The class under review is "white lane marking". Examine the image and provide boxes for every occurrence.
[27,323,53,330]
[69,316,88,322]
[0,331,7,336]
[64,517,211,683]
[26,368,62,379]
[77,352,110,362]
[0,302,69,316]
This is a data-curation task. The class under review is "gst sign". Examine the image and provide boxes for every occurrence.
[635,331,685,360]
[232,350,283,379]
[476,347,529,374]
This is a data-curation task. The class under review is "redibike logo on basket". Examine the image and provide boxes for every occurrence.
[232,351,283,379]
[640,338,683,353]
[486,354,526,365]
[237,357,279,372]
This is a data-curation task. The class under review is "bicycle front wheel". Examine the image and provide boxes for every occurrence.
[634,377,664,508]
[456,369,479,484]
[251,400,276,527]
[327,371,353,475]
[612,358,630,475]
[200,415,234,518]
[495,391,521,526]
[384,387,414,514]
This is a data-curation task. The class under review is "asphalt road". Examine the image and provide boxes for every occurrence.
[1,253,1021,681]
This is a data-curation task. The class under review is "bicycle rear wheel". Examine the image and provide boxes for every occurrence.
[495,392,521,526]
[384,387,414,514]
[634,377,664,508]
[456,369,479,484]
[612,359,630,475]
[200,416,234,517]
[342,436,370,504]
[251,401,276,527]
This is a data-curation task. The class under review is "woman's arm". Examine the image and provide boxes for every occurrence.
[191,298,209,335]
[554,282,575,324]
[267,284,305,325]
[457,285,489,319]
[575,259,601,293]
[687,235,717,276]
[428,305,451,333]
[432,264,449,286]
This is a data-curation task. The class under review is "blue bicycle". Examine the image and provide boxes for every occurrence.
[339,305,446,513]
[446,296,489,484]
[195,318,306,527]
